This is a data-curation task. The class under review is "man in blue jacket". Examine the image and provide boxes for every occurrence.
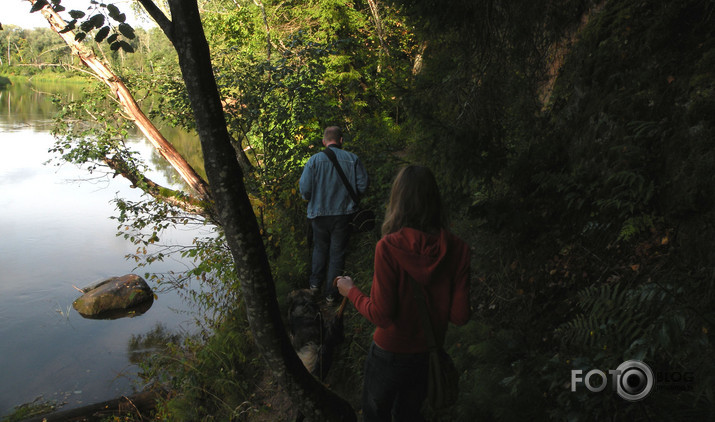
[299,126,369,303]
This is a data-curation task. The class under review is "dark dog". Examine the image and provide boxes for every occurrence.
[286,289,323,374]
[286,288,347,379]
[287,288,348,422]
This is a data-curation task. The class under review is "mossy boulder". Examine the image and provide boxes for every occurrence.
[73,274,154,319]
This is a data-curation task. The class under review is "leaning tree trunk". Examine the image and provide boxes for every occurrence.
[30,0,213,208]
[138,1,356,420]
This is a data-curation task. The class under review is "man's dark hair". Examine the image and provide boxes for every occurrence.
[323,126,342,143]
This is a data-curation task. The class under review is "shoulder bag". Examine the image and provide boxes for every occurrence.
[322,147,375,233]
[408,276,460,413]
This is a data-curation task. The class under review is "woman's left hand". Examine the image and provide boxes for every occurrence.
[335,276,355,297]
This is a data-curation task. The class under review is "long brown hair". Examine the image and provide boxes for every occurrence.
[381,165,447,236]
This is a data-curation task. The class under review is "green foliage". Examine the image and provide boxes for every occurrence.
[0,26,75,74]
[387,0,715,420]
[556,282,680,356]
[547,276,714,420]
[40,0,138,53]
[0,21,165,78]
[136,312,261,421]
[438,321,546,421]
[394,0,594,205]
[48,83,137,165]
[128,324,183,365]
[195,0,410,294]
[112,193,242,330]
[541,0,715,239]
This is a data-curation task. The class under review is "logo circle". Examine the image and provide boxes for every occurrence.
[616,360,654,401]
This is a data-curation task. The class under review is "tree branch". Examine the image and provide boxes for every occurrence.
[136,0,174,42]
[28,0,213,209]
[367,0,390,58]
[252,0,272,60]
[103,156,215,220]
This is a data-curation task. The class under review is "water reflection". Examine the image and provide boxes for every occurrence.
[0,79,204,417]
[0,79,206,183]
[128,324,182,365]
[0,80,80,129]
[77,300,155,320]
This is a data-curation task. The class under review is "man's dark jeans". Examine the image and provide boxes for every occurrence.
[310,214,351,299]
[362,342,429,422]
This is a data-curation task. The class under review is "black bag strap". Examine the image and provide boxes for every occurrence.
[322,147,360,205]
[408,275,438,352]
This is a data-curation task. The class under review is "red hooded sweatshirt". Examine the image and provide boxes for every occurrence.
[347,227,471,353]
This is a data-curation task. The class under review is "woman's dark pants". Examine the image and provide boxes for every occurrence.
[362,342,429,422]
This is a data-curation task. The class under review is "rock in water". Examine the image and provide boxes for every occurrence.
[73,274,154,319]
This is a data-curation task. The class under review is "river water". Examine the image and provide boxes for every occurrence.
[0,80,205,416]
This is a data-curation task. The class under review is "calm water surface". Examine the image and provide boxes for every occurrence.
[0,81,205,416]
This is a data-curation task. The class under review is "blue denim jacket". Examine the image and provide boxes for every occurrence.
[299,145,369,219]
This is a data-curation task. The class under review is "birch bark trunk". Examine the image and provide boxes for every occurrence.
[29,0,213,206]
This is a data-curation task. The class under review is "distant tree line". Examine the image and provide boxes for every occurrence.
[0,24,173,74]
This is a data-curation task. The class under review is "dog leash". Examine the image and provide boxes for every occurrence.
[332,277,349,317]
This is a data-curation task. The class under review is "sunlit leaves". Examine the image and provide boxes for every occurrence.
[110,40,134,53]
[106,4,126,23]
[90,13,105,30]
[118,23,135,39]
[30,0,49,13]
[59,21,75,33]
[95,26,110,43]
[68,10,86,19]
[41,0,138,53]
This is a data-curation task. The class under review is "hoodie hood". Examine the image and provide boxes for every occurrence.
[381,227,452,286]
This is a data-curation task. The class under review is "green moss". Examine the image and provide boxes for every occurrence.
[2,399,57,422]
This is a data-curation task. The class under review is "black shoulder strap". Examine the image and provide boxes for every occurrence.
[322,147,360,205]
[408,275,438,351]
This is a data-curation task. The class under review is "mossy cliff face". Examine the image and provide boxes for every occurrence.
[541,0,715,416]
[547,0,715,241]
[452,1,714,420]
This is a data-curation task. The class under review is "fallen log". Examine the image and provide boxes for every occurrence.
[21,389,166,422]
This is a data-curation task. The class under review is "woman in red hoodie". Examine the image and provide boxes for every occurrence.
[336,165,471,421]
